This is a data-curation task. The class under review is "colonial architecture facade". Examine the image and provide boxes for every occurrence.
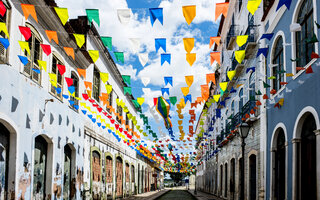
[0,0,163,200]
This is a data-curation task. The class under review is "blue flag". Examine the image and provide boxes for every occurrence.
[164,76,173,86]
[149,8,163,26]
[161,53,171,65]
[276,0,292,11]
[0,38,9,49]
[161,88,170,95]
[18,55,29,65]
[155,38,166,52]
[256,48,269,58]
[260,33,274,41]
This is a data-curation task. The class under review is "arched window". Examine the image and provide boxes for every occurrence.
[92,67,101,102]
[70,72,79,109]
[0,123,10,199]
[224,163,228,197]
[91,150,101,200]
[63,144,75,199]
[105,155,113,198]
[23,23,42,84]
[249,72,255,100]
[239,88,244,112]
[272,36,284,92]
[116,157,123,197]
[50,53,64,100]
[295,0,315,69]
[125,163,130,183]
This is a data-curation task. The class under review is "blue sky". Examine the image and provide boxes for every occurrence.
[56,0,222,160]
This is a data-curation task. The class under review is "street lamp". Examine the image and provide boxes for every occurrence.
[238,122,251,200]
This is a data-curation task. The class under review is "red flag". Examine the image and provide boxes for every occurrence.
[153,98,158,106]
[40,44,51,56]
[65,77,73,87]
[0,1,6,17]
[57,64,66,75]
[305,66,313,74]
[18,26,31,40]
[311,52,319,59]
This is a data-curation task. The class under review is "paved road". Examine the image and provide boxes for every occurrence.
[155,190,197,200]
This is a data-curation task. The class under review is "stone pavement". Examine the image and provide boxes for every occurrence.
[125,189,170,200]
[187,189,225,200]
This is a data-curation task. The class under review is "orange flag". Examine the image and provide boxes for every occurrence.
[215,2,229,21]
[210,52,220,65]
[64,47,74,60]
[77,68,86,79]
[45,30,59,44]
[209,36,221,48]
[21,4,38,22]
[206,73,216,85]
[186,53,196,66]
[201,85,209,100]
[84,81,92,90]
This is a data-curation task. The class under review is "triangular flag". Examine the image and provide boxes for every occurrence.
[0,38,9,49]
[122,75,131,85]
[260,33,274,41]
[88,50,99,63]
[235,50,246,64]
[182,5,196,25]
[183,38,194,53]
[139,53,148,67]
[276,0,292,11]
[161,53,171,65]
[124,87,132,95]
[305,66,313,74]
[263,81,270,88]
[0,1,6,17]
[45,30,59,44]
[311,52,320,59]
[0,23,9,39]
[247,0,262,15]
[117,9,131,25]
[100,72,109,83]
[86,9,100,26]
[227,70,236,80]
[18,55,29,66]
[213,94,220,102]
[77,68,86,79]
[21,4,38,22]
[186,53,196,66]
[141,77,150,86]
[114,52,124,64]
[215,2,229,21]
[37,60,47,71]
[149,8,163,26]
[155,38,166,52]
[129,38,140,53]
[161,88,169,96]
[169,97,177,105]
[164,77,173,86]
[49,73,57,87]
[210,37,221,48]
[57,64,66,76]
[63,47,74,60]
[105,84,112,94]
[210,52,221,65]
[206,73,216,85]
[18,26,31,40]
[84,81,92,90]
[101,37,112,50]
[256,47,269,58]
[65,77,73,87]
[220,82,228,92]
[54,7,69,25]
[236,35,248,47]
[73,34,85,48]
[40,44,51,56]
[185,76,194,87]
[18,41,30,55]
[181,87,189,96]
[137,97,144,105]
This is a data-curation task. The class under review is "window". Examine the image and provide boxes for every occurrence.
[131,121,134,134]
[116,95,122,123]
[91,150,102,199]
[295,0,314,69]
[0,1,10,64]
[50,55,64,100]
[125,113,129,127]
[272,37,284,91]
[262,0,275,21]
[239,88,244,111]
[238,0,242,12]
[131,165,135,183]
[93,67,101,102]
[63,145,73,199]
[106,156,113,183]
[0,123,9,198]
[70,72,79,109]
[106,86,113,113]
[249,72,255,100]
[125,163,130,183]
[224,163,228,197]
[23,24,42,84]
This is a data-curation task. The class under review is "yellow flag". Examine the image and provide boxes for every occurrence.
[182,5,196,25]
[73,34,85,48]
[105,84,112,94]
[185,76,194,87]
[137,97,144,105]
[88,50,99,63]
[183,38,194,53]
[0,22,9,38]
[235,50,246,64]
[100,72,109,83]
[186,53,196,66]
[54,7,69,25]
[227,70,236,80]
[213,94,220,102]
[279,98,284,106]
[37,60,47,72]
[181,87,189,96]
[18,41,30,55]
[219,82,228,91]
[247,0,262,15]
[236,35,248,47]
[49,73,57,87]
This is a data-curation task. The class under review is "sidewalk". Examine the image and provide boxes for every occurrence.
[125,189,170,200]
[187,189,225,200]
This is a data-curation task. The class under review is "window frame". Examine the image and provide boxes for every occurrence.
[272,36,284,92]
[49,53,64,100]
[70,71,79,111]
[92,66,101,102]
[0,0,11,64]
[249,71,256,100]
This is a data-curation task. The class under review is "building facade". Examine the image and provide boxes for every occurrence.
[0,0,163,200]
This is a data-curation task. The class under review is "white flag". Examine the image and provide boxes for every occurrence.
[117,9,131,25]
[129,38,140,53]
[141,77,150,86]
[139,53,148,67]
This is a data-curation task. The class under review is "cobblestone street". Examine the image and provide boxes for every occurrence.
[155,190,196,200]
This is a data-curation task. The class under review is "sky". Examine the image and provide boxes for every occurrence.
[56,0,223,159]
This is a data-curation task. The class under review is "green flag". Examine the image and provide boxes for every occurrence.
[123,86,132,95]
[86,9,100,26]
[263,81,270,88]
[101,37,112,50]
[114,52,124,64]
[169,96,177,105]
[122,75,131,85]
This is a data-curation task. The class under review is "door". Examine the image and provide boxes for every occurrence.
[63,145,72,199]
[249,155,256,200]
[275,130,286,200]
[0,124,9,200]
[116,157,123,197]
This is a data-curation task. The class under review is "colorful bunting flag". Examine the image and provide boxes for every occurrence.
[164,77,173,86]
[0,1,6,17]
[209,36,221,48]
[21,4,38,22]
[139,53,148,67]
[260,33,274,41]
[73,34,85,48]
[235,50,246,64]
[54,7,69,25]
[213,94,220,102]
[155,38,166,52]
[183,38,194,53]
[117,9,131,25]
[77,68,86,79]
[181,87,189,96]
[206,73,216,85]
[247,0,262,15]
[88,50,99,63]
[169,96,177,105]
[210,52,221,65]
[37,60,47,71]
[122,75,131,85]
[161,88,170,96]
[0,38,9,49]
[65,77,73,87]
[137,97,145,105]
[182,5,196,25]
[45,30,59,44]
[86,9,100,26]
[18,55,29,65]
[219,82,228,91]
[18,41,30,55]
[276,0,292,11]
[227,70,236,80]
[161,53,171,65]
[57,64,66,76]
[19,26,31,40]
[63,47,74,59]
[149,8,163,26]
[185,76,194,87]
[236,35,248,47]
[256,47,269,58]
[186,53,196,66]
[101,37,112,50]
[124,87,132,95]
[100,72,109,83]
[215,2,229,21]
[114,52,124,64]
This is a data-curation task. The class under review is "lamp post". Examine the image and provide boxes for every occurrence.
[238,122,251,200]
